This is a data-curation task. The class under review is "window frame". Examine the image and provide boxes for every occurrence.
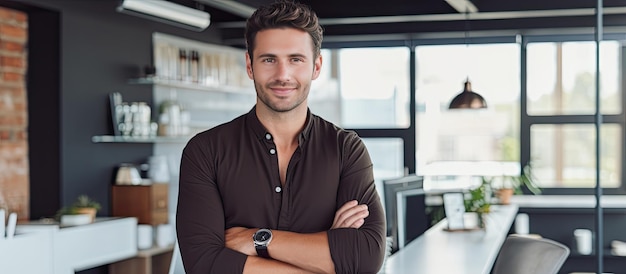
[321,32,626,194]
[321,42,417,174]
[520,34,626,195]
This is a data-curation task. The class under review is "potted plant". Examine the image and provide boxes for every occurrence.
[494,163,541,205]
[464,177,492,228]
[55,195,101,224]
[71,195,101,222]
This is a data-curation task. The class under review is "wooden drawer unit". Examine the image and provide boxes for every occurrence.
[112,184,169,225]
[109,244,174,274]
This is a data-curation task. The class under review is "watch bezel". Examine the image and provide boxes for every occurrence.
[253,228,273,245]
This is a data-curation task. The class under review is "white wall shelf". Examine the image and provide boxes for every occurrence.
[92,135,189,144]
[128,77,254,95]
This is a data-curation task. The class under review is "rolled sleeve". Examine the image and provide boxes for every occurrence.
[176,133,247,274]
[327,132,386,273]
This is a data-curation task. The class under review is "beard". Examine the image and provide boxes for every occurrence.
[254,79,310,113]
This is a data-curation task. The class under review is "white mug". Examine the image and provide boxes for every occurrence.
[514,213,529,235]
[156,224,175,247]
[574,228,593,255]
[137,225,153,249]
[148,155,170,183]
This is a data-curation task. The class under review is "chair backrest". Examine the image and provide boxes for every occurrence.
[492,235,570,274]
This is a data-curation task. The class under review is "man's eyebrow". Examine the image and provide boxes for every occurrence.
[256,53,308,58]
[257,53,277,58]
[288,53,307,59]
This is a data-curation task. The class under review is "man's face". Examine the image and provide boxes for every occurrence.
[246,28,322,113]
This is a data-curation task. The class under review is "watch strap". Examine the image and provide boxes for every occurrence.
[256,244,270,258]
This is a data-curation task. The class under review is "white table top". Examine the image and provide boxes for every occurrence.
[381,204,518,274]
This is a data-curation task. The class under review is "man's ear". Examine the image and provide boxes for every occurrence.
[245,52,254,79]
[312,54,322,80]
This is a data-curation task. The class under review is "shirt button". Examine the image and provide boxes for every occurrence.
[275,186,282,193]
[265,133,272,140]
[269,148,276,155]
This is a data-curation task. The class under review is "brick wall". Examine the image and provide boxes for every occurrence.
[0,7,29,220]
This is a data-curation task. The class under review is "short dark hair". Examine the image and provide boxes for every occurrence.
[245,0,323,60]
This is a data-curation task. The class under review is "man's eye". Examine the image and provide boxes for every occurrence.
[291,58,304,62]
[262,58,275,63]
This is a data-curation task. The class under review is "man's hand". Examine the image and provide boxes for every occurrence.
[225,227,257,256]
[331,200,369,229]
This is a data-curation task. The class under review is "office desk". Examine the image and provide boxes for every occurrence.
[382,204,518,274]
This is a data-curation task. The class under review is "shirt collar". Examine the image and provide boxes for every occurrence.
[246,106,313,144]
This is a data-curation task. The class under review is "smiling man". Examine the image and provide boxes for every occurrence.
[176,1,386,273]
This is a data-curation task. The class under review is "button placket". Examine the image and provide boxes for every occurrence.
[263,132,280,195]
[265,132,277,155]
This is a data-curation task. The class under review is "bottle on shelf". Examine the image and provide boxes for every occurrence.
[190,50,199,83]
[178,49,188,82]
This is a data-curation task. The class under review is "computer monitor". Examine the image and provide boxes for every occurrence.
[382,174,428,253]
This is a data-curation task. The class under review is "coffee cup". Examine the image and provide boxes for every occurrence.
[574,228,593,255]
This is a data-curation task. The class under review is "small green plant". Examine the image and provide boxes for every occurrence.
[73,195,101,211]
[463,177,493,228]
[465,177,492,214]
[503,163,542,195]
[54,195,101,221]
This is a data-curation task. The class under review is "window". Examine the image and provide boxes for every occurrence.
[527,42,621,115]
[311,47,413,190]
[530,124,621,188]
[415,43,521,177]
[315,35,626,194]
[361,138,405,208]
[525,40,623,190]
[310,48,410,129]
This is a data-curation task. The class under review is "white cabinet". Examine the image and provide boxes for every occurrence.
[0,229,55,274]
[12,217,137,274]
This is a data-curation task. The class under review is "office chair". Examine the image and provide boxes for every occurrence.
[492,235,570,274]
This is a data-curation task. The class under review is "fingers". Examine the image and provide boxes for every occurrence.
[345,206,369,228]
[332,200,356,227]
[332,200,370,229]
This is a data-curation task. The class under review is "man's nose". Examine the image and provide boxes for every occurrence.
[274,61,291,81]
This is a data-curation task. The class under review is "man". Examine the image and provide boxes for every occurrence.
[176,1,386,273]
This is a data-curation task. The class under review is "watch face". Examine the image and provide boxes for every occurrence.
[254,230,271,242]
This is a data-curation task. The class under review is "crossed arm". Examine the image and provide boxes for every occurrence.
[225,200,370,274]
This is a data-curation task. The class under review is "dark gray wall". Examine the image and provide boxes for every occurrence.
[5,0,224,272]
[0,3,222,272]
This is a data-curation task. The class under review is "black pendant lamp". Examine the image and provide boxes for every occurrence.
[448,9,487,109]
[449,78,487,109]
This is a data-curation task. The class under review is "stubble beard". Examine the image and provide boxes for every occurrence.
[254,79,309,113]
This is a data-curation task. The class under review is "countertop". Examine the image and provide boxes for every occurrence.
[380,204,518,274]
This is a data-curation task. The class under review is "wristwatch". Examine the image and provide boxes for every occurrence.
[253,228,273,258]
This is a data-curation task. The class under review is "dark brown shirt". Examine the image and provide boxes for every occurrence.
[176,107,386,274]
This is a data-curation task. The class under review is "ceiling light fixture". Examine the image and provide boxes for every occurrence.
[448,8,487,109]
[444,0,478,14]
[117,0,211,31]
[196,0,256,18]
[449,78,487,109]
